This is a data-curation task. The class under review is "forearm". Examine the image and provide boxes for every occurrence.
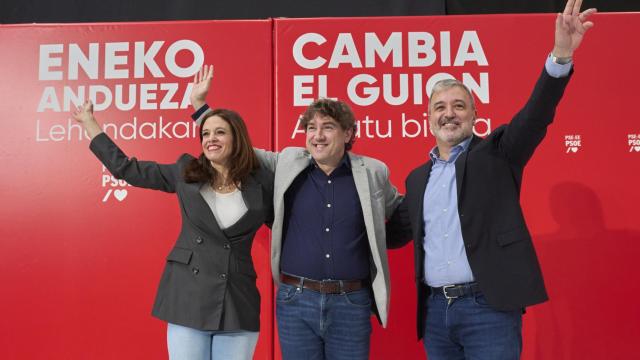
[501,68,572,167]
[386,201,413,249]
[191,98,206,112]
[82,120,103,140]
[383,179,412,249]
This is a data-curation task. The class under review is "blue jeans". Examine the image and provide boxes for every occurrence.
[166,323,258,360]
[423,290,522,360]
[276,282,372,360]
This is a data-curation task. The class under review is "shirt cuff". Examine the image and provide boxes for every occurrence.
[545,55,572,78]
[191,104,211,126]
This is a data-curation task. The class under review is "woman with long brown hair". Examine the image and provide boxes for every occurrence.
[72,89,273,359]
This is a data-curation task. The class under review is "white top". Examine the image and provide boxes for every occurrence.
[200,185,248,229]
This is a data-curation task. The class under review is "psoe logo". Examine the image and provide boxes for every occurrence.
[101,165,131,202]
[628,134,640,152]
[564,134,581,154]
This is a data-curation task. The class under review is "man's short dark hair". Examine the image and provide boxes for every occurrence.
[300,98,357,150]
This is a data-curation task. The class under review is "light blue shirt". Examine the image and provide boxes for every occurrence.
[422,57,571,287]
[423,137,473,287]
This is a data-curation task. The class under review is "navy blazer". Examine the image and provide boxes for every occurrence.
[90,133,274,331]
[388,68,572,339]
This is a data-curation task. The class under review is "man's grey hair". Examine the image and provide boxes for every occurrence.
[428,79,476,112]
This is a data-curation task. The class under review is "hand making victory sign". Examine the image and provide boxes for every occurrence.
[552,0,596,58]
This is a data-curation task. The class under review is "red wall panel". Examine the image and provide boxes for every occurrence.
[0,20,274,359]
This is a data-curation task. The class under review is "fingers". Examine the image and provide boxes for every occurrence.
[562,0,583,17]
[579,8,597,21]
[71,100,93,120]
[202,64,212,81]
[563,0,574,15]
[556,12,569,31]
[78,100,93,113]
[193,65,214,84]
[582,21,595,31]
[573,0,584,16]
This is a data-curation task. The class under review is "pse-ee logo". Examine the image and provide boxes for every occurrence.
[564,134,581,154]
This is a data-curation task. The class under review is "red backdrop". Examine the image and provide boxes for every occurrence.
[1,12,639,360]
[0,20,274,359]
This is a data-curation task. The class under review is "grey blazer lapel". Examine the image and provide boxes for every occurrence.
[223,176,263,239]
[349,153,372,217]
[349,153,378,249]
[455,136,480,199]
[184,182,227,239]
[416,160,433,235]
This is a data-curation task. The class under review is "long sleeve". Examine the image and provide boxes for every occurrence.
[89,133,184,193]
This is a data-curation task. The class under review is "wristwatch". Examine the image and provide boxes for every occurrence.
[550,53,572,65]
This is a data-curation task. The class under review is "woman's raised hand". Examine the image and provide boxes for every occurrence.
[71,100,103,139]
[190,65,214,110]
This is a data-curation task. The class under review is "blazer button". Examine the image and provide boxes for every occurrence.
[195,237,203,244]
[219,273,227,280]
[192,267,200,275]
[223,243,231,250]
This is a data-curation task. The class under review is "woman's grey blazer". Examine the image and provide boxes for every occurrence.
[90,133,274,331]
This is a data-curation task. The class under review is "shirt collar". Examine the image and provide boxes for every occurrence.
[310,152,352,171]
[429,136,473,163]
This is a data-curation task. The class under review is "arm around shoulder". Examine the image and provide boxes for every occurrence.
[386,197,413,249]
[254,148,278,173]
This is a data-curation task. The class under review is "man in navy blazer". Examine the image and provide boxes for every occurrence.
[387,0,596,358]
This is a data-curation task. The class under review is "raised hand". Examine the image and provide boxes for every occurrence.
[71,100,102,139]
[553,0,596,58]
[190,65,214,110]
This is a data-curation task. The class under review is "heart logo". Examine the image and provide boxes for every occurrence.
[571,147,578,153]
[114,189,128,201]
[635,146,640,152]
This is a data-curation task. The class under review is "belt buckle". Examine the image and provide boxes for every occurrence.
[319,279,332,293]
[319,279,342,294]
[442,284,458,300]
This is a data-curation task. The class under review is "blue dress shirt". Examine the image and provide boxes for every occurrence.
[280,154,370,281]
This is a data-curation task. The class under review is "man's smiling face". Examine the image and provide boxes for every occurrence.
[305,114,353,167]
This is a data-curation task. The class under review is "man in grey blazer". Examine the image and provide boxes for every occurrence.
[191,86,402,359]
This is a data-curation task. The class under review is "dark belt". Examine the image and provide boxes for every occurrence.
[430,282,480,299]
[281,274,366,294]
